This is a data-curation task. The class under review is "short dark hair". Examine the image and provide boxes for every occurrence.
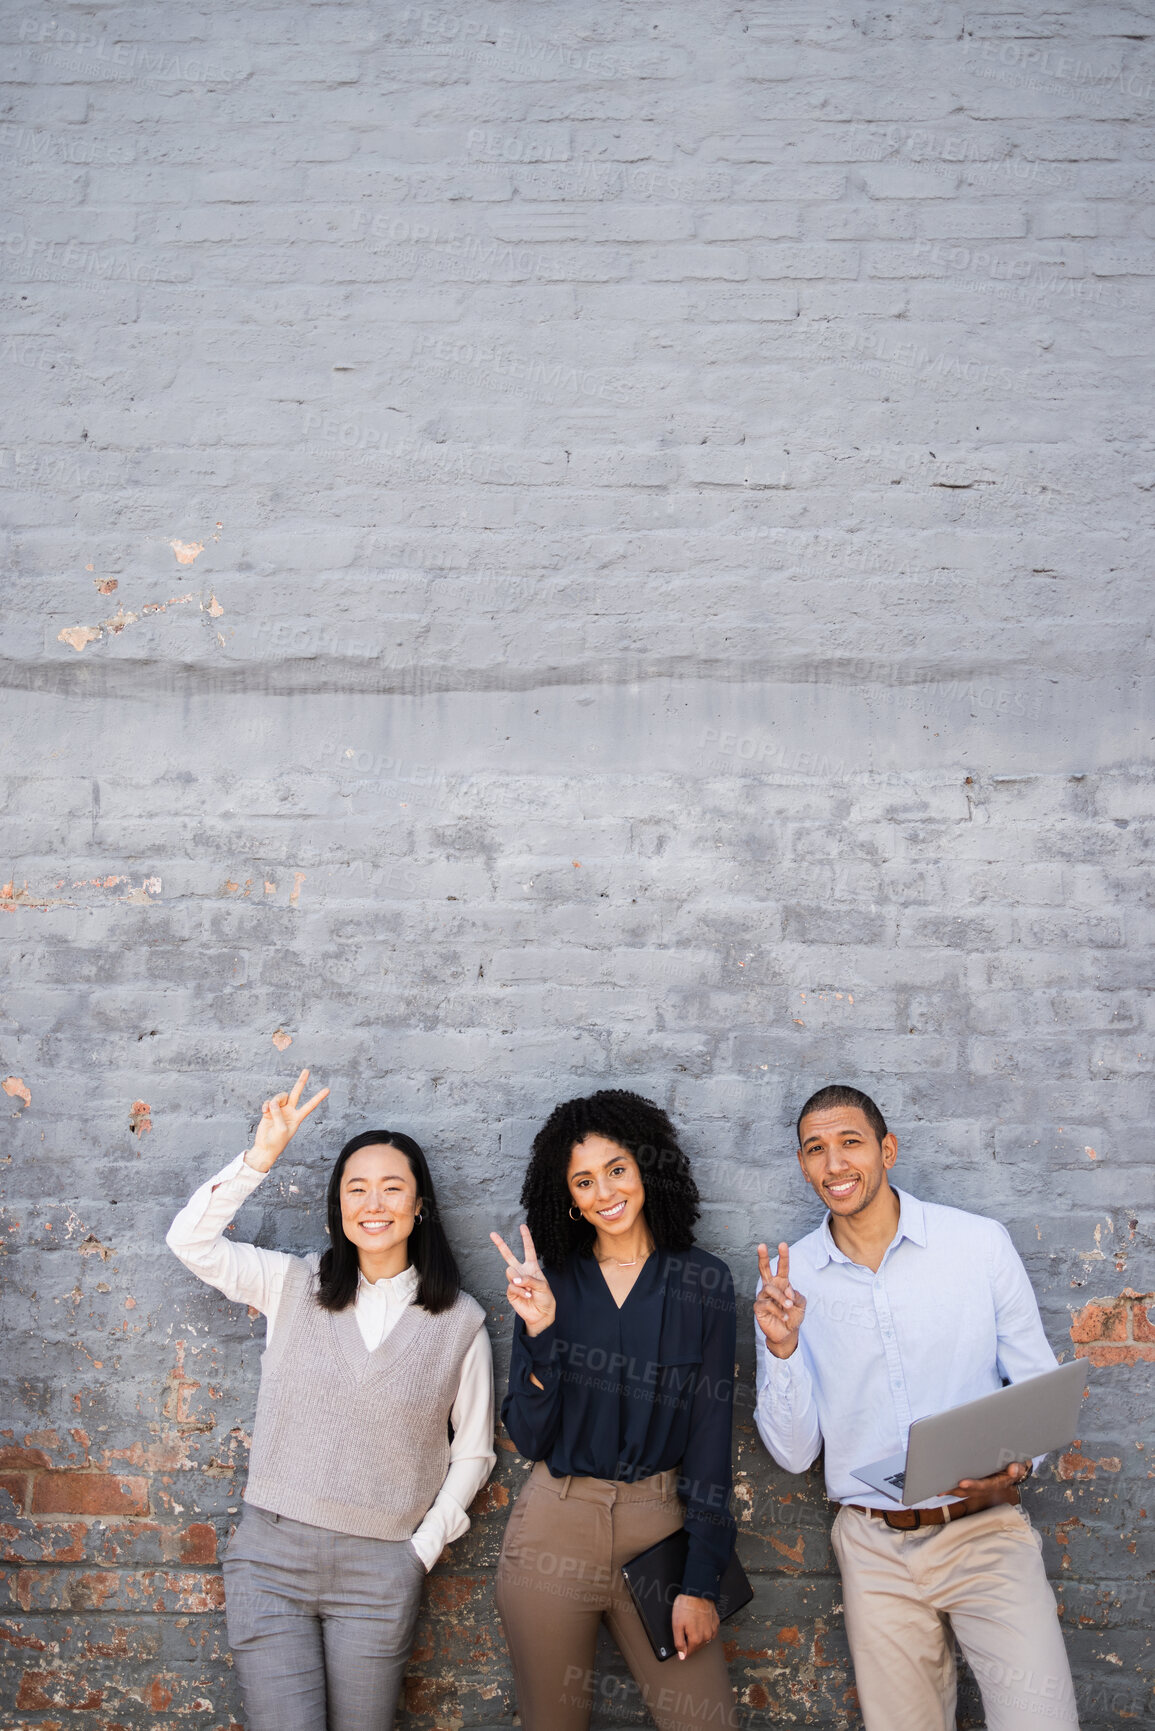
[520,1089,700,1270]
[317,1130,461,1315]
[796,1085,888,1147]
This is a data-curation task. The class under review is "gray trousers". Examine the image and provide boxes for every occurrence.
[222,1504,426,1731]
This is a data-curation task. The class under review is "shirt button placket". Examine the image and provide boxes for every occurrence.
[873,1272,911,1434]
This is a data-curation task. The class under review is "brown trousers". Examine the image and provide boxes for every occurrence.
[495,1462,739,1731]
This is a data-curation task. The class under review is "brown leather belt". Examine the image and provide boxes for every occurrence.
[843,1488,1019,1530]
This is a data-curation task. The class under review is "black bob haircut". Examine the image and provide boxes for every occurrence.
[317,1129,461,1315]
[521,1089,700,1271]
[796,1084,888,1148]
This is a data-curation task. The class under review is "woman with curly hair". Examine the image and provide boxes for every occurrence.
[490,1089,739,1731]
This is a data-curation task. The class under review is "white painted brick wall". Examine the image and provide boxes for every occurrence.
[2,1,1153,1725]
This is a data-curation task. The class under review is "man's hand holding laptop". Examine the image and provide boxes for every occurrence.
[945,1458,1032,1509]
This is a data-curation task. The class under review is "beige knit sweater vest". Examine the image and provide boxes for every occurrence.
[243,1253,486,1540]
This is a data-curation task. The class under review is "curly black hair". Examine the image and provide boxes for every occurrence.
[521,1089,701,1270]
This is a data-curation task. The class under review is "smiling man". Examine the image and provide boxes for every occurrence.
[752,1084,1079,1731]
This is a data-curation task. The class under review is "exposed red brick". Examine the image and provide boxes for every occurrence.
[1131,1297,1155,1342]
[426,1573,476,1614]
[177,1522,218,1564]
[0,1446,52,1471]
[31,1473,149,1517]
[24,1430,61,1450]
[472,1479,509,1513]
[403,1677,454,1715]
[83,1628,133,1659]
[1068,1298,1128,1343]
[408,1630,434,1664]
[0,1625,48,1651]
[767,1532,805,1568]
[1074,1343,1155,1366]
[143,1678,173,1710]
[16,1671,103,1711]
[1056,1448,1120,1479]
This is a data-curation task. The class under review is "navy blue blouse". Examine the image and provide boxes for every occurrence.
[501,1245,737,1601]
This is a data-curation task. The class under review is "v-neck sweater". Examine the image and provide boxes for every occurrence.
[245,1252,485,1540]
[501,1245,736,1600]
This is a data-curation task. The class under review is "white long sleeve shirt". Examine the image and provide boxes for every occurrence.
[754,1189,1060,1509]
[167,1152,496,1568]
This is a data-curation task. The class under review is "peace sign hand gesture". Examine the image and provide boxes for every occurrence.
[245,1069,330,1174]
[754,1241,807,1360]
[490,1225,557,1338]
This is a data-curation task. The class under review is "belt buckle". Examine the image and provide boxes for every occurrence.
[882,1508,921,1531]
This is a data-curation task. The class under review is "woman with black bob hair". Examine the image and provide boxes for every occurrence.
[491,1089,739,1731]
[167,1070,494,1731]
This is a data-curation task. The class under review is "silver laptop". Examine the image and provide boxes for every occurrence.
[852,1360,1086,1506]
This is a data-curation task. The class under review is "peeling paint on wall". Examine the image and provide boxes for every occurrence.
[127,1102,152,1139]
[56,626,102,653]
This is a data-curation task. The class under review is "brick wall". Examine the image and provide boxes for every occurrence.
[1,0,1152,1726]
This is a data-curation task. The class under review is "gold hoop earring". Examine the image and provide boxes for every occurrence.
[568,1205,582,1220]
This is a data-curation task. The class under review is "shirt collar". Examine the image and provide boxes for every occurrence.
[357,1262,419,1296]
[814,1187,926,1268]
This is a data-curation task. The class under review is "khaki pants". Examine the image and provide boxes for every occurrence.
[496,1461,739,1731]
[832,1503,1079,1730]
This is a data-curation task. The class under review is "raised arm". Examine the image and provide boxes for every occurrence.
[492,1226,564,1460]
[242,1068,331,1173]
[753,1242,823,1473]
[166,1070,329,1322]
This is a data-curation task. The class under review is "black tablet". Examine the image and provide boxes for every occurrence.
[620,1529,753,1662]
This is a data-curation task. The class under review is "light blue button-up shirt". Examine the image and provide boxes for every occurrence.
[754,1189,1060,1508]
